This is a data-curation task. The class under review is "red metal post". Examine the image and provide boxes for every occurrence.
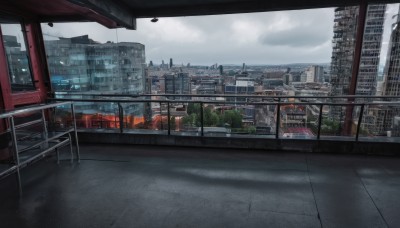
[343,1,368,136]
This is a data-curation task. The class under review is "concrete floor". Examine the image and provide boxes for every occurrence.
[0,144,400,228]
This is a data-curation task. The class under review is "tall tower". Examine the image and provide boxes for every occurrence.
[373,7,400,135]
[330,5,386,118]
[383,10,400,97]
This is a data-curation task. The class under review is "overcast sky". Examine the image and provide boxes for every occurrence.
[39,5,398,66]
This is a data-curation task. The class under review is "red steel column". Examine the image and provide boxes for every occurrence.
[0,26,14,110]
[343,1,368,136]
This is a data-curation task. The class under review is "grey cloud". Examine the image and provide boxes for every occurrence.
[260,25,332,47]
[259,8,334,47]
[41,7,337,65]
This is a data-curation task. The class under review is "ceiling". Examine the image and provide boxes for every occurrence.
[0,0,399,30]
[121,0,398,17]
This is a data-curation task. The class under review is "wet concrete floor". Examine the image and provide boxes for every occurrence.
[0,144,399,228]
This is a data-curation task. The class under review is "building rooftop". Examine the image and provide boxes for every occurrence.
[1,143,399,227]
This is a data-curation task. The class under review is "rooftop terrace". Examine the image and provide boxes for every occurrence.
[1,143,399,227]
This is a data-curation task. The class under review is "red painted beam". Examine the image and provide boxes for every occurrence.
[0,27,13,110]
[343,1,367,136]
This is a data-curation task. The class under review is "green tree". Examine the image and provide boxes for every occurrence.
[182,113,200,127]
[187,103,200,115]
[321,119,340,134]
[247,126,256,134]
[210,112,220,126]
[203,107,220,126]
[223,110,242,128]
[170,116,176,130]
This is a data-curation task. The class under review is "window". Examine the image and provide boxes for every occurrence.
[0,22,35,92]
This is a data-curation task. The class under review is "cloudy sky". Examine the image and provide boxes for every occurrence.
[40,5,399,66]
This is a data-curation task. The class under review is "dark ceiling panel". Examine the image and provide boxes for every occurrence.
[1,0,400,28]
[120,0,400,18]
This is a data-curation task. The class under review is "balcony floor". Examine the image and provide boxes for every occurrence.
[1,144,400,228]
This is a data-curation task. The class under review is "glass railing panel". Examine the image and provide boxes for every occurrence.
[119,101,164,134]
[172,102,200,136]
[318,103,359,139]
[54,102,119,132]
[358,103,400,142]
[278,103,317,140]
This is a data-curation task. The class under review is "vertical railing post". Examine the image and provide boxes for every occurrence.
[71,103,80,162]
[10,117,22,195]
[41,109,48,149]
[356,104,365,141]
[118,102,123,133]
[275,98,281,139]
[167,101,171,135]
[159,102,163,130]
[317,104,323,140]
[200,102,204,136]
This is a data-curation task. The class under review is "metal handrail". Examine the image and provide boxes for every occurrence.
[52,92,400,100]
[48,98,400,106]
[0,101,72,119]
[49,97,400,142]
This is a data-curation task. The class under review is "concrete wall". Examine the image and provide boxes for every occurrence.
[77,132,400,155]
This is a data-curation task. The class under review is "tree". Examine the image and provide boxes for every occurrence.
[182,113,200,127]
[203,107,220,126]
[320,119,340,134]
[222,110,242,128]
[170,116,176,130]
[187,103,200,115]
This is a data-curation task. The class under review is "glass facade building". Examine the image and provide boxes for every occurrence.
[44,35,146,123]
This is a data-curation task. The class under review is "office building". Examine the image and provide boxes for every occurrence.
[164,72,191,99]
[330,4,386,118]
[367,9,400,135]
[45,35,146,117]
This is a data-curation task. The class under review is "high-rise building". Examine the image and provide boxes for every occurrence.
[226,79,255,102]
[164,72,191,100]
[368,8,400,135]
[45,35,146,116]
[330,5,386,118]
[1,35,34,91]
[383,13,400,98]
[305,65,324,83]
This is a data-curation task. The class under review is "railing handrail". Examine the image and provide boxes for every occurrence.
[48,98,400,106]
[52,92,400,100]
[0,101,72,119]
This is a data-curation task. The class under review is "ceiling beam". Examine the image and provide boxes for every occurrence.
[68,0,136,29]
[131,0,400,18]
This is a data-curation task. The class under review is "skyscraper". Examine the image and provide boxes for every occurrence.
[383,12,400,97]
[305,65,324,83]
[164,72,191,100]
[45,35,146,117]
[330,5,386,118]
[1,35,34,91]
[369,7,400,135]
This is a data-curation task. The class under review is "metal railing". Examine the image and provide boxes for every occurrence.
[49,94,400,142]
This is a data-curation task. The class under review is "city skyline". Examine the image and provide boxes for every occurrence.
[39,4,397,66]
[41,8,335,65]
